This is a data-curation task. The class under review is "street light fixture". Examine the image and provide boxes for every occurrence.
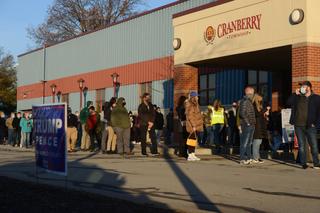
[56,91,62,102]
[77,78,85,109]
[111,72,120,98]
[50,84,57,103]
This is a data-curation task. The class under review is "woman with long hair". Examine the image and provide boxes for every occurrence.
[252,94,268,163]
[185,91,204,161]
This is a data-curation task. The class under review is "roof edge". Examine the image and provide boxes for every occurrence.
[173,0,234,19]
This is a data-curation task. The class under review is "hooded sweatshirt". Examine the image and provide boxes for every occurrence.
[111,98,131,129]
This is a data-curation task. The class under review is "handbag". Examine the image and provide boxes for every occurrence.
[186,132,198,147]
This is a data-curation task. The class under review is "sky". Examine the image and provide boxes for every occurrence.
[0,0,176,60]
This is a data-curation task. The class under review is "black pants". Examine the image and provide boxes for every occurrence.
[140,125,158,155]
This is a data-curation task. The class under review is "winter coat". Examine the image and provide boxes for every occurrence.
[20,118,33,133]
[185,99,204,133]
[166,112,174,132]
[287,93,320,127]
[253,105,268,139]
[154,112,164,130]
[239,96,256,127]
[5,117,14,129]
[12,117,21,131]
[138,101,155,126]
[111,98,131,129]
[86,113,97,130]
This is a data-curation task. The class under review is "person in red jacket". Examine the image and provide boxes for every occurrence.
[87,106,98,152]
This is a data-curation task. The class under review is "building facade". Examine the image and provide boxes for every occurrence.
[17,0,320,113]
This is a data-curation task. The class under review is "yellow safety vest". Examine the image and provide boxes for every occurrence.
[211,108,224,125]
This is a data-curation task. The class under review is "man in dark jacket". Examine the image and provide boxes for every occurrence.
[138,93,158,156]
[287,81,320,169]
[239,86,256,165]
[67,107,79,152]
[12,112,22,147]
[165,108,174,145]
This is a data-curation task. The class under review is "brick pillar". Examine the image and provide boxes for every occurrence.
[173,64,198,112]
[292,44,320,93]
[292,43,320,163]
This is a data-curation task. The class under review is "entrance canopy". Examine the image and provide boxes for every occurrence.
[173,0,319,65]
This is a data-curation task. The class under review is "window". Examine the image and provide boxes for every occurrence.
[140,82,152,102]
[62,93,69,105]
[247,70,270,105]
[96,89,105,112]
[199,73,216,106]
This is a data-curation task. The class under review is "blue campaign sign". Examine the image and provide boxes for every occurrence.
[33,103,67,176]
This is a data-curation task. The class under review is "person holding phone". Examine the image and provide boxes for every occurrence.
[287,81,320,169]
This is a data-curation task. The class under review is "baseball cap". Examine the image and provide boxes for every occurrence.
[190,91,199,97]
[299,81,312,88]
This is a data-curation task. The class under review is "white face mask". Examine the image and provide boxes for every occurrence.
[300,87,307,95]
[11,115,15,118]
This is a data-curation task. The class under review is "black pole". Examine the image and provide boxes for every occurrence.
[42,45,46,104]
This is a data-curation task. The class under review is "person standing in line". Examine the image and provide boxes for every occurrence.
[87,106,100,152]
[208,99,228,154]
[0,112,6,144]
[111,98,133,155]
[74,111,82,149]
[12,112,22,147]
[67,107,79,152]
[102,98,117,154]
[165,108,174,145]
[287,81,320,169]
[20,112,33,148]
[154,106,164,145]
[226,102,239,147]
[185,91,204,161]
[252,94,268,163]
[138,93,159,156]
[5,112,15,146]
[176,96,188,158]
[239,86,256,165]
[80,101,93,151]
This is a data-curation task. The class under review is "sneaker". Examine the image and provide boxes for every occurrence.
[252,159,259,164]
[192,153,201,161]
[302,164,308,169]
[240,160,250,165]
[151,153,160,157]
[187,155,196,161]
[313,164,320,170]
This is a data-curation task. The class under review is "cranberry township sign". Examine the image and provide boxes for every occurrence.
[204,14,262,44]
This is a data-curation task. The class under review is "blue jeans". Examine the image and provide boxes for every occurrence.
[155,129,163,144]
[295,126,319,166]
[271,134,282,152]
[8,129,15,145]
[253,139,262,160]
[240,125,255,161]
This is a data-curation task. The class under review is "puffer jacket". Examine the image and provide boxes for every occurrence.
[185,99,204,133]
[239,96,256,127]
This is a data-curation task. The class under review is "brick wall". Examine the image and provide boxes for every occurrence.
[173,64,198,112]
[292,44,320,93]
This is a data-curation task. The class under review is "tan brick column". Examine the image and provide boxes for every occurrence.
[292,43,320,93]
[173,64,198,112]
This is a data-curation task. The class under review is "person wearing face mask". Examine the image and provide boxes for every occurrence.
[5,113,15,146]
[12,112,22,147]
[239,86,256,165]
[287,81,320,169]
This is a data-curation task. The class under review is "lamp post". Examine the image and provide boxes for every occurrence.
[83,87,88,106]
[111,72,120,98]
[57,91,62,103]
[50,84,57,103]
[41,80,47,104]
[78,78,85,109]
